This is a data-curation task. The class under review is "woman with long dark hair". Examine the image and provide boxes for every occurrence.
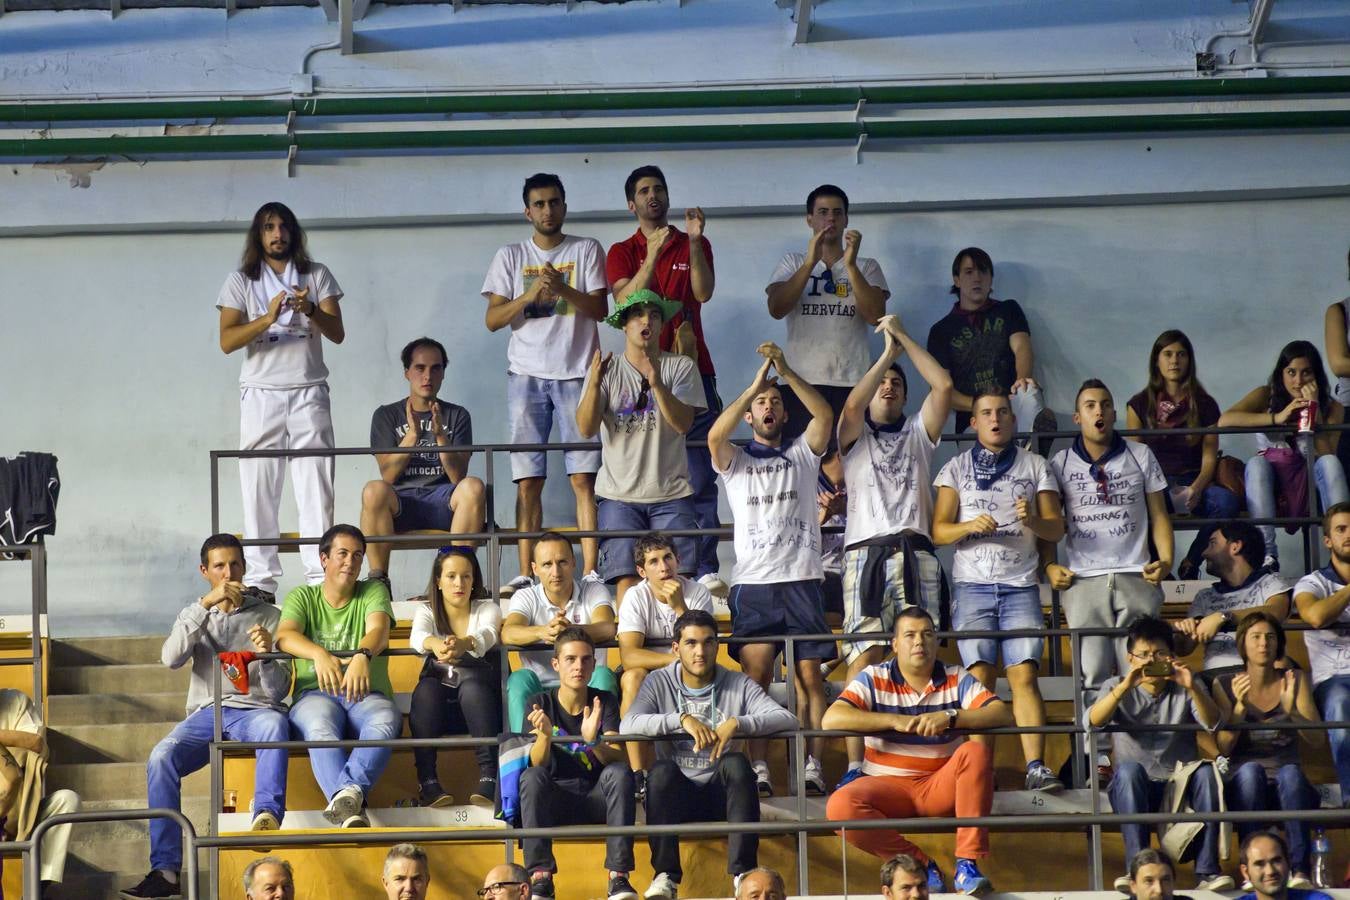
[1126,330,1239,579]
[407,547,502,807]
[1219,340,1348,570]
[1210,612,1321,888]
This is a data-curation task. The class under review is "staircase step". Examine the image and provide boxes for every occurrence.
[51,721,179,765]
[48,663,188,695]
[68,838,164,878]
[51,635,167,667]
[49,762,209,802]
[66,797,212,844]
[47,692,186,726]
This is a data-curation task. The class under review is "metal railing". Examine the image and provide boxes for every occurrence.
[0,542,47,709]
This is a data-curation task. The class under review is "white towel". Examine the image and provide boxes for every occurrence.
[252,260,310,339]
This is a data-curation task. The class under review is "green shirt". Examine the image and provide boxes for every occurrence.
[280,580,395,699]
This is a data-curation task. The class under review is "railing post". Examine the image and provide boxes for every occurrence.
[210,450,220,534]
[785,634,809,896]
[29,542,45,709]
[210,661,223,898]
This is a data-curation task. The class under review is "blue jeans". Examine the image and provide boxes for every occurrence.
[1108,761,1221,877]
[147,705,289,871]
[1165,473,1240,569]
[596,496,697,582]
[1314,675,1350,800]
[951,582,1044,668]
[1227,761,1319,873]
[1246,452,1350,564]
[288,690,400,800]
[685,374,723,578]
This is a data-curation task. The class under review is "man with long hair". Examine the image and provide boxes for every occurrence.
[217,202,346,598]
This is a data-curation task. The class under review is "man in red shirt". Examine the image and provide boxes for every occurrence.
[606,165,727,598]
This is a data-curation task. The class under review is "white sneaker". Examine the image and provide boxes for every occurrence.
[644,872,678,900]
[1113,875,1132,894]
[341,811,370,828]
[250,810,280,831]
[698,573,730,599]
[803,755,826,796]
[1195,874,1235,892]
[582,570,604,585]
[323,784,364,826]
[499,574,533,599]
[753,759,773,797]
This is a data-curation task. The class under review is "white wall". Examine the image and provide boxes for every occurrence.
[3,0,1350,634]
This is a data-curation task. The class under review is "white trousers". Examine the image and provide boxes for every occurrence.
[34,788,79,883]
[239,384,335,593]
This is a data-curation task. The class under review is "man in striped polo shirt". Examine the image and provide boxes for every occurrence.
[823,606,1010,896]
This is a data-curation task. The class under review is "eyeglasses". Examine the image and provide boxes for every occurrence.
[477,882,525,898]
[1129,650,1174,662]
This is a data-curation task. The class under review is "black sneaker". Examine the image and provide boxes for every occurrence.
[470,776,497,807]
[120,871,182,899]
[608,875,639,900]
[418,781,454,808]
[633,769,647,805]
[529,874,555,900]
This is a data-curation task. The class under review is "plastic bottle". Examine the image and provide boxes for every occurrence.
[1311,827,1331,888]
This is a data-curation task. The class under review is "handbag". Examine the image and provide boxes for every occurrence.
[1214,454,1246,507]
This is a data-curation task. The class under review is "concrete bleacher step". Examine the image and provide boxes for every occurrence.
[218,803,505,832]
[46,689,186,726]
[49,760,209,803]
[48,661,188,695]
[50,634,167,667]
[50,719,179,764]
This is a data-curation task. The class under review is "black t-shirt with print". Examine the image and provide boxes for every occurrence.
[926,298,1031,430]
[525,687,620,792]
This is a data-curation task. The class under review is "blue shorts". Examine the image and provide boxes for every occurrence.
[951,582,1044,668]
[392,482,455,532]
[729,580,838,663]
[596,496,697,583]
[508,373,602,481]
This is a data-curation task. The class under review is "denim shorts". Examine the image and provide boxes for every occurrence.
[729,580,838,663]
[392,482,455,531]
[841,546,944,664]
[596,496,697,582]
[951,581,1045,668]
[508,373,602,481]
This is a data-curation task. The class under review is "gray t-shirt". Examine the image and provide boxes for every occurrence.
[1090,676,1218,780]
[589,353,706,503]
[369,398,473,489]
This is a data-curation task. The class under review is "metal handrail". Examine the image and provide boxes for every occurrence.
[24,808,198,900]
[0,543,46,723]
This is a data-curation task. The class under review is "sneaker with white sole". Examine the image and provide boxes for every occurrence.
[341,811,370,828]
[698,573,730,599]
[1114,875,1132,894]
[752,759,773,798]
[644,873,678,900]
[582,570,605,585]
[1287,874,1314,890]
[323,784,364,826]
[953,859,992,896]
[499,574,533,599]
[803,755,826,796]
[250,810,280,831]
[607,875,639,900]
[1195,875,1235,892]
[1025,762,1065,793]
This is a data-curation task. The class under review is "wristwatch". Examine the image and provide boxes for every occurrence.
[944,709,959,722]
[353,648,374,661]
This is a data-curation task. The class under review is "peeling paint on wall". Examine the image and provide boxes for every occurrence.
[33,160,106,188]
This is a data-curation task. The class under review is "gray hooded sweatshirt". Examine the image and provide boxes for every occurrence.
[162,589,291,714]
[620,660,798,784]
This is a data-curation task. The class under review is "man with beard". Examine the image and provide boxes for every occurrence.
[835,314,953,789]
[621,609,798,900]
[932,388,1065,793]
[607,165,726,599]
[484,174,609,592]
[1238,832,1334,900]
[576,290,706,611]
[276,525,398,828]
[217,202,346,598]
[1047,380,1173,700]
[709,341,835,797]
[765,184,890,448]
[1292,501,1350,811]
[1173,520,1291,678]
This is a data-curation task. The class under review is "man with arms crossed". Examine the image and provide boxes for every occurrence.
[502,532,618,732]
[607,165,724,596]
[218,201,345,597]
[518,629,638,900]
[1292,501,1350,811]
[622,610,799,900]
[362,337,485,591]
[124,534,290,900]
[836,314,952,788]
[484,173,608,591]
[1173,520,1290,678]
[1047,379,1173,699]
[710,341,835,797]
[824,607,1011,896]
[276,524,398,828]
[766,184,889,444]
[576,290,706,609]
[932,386,1064,792]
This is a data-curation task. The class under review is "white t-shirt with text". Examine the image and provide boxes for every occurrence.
[1187,571,1290,671]
[768,252,888,387]
[933,447,1058,587]
[842,416,938,548]
[717,438,826,585]
[480,235,606,381]
[1049,442,1168,578]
